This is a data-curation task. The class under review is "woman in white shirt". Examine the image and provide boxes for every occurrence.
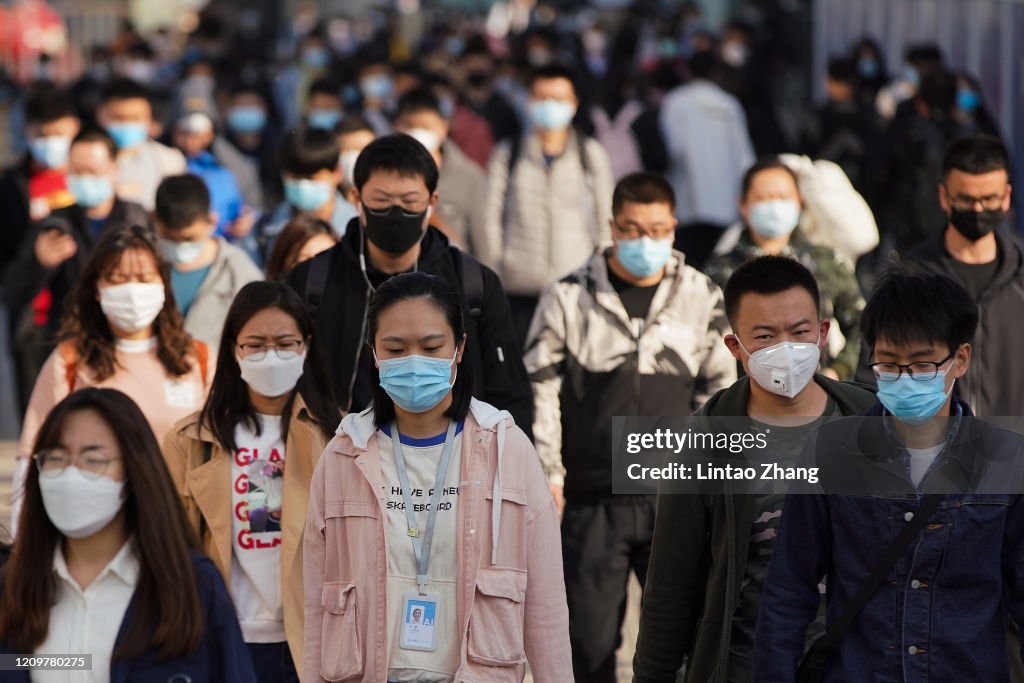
[0,387,255,682]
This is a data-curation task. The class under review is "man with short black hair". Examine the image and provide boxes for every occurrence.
[528,171,736,683]
[633,255,875,683]
[287,134,532,434]
[482,64,615,346]
[96,78,186,210]
[902,134,1021,415]
[306,78,344,131]
[754,268,1024,682]
[154,174,262,349]
[394,87,486,253]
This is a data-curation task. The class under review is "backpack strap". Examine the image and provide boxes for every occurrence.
[304,251,332,321]
[192,339,209,385]
[58,342,78,392]
[455,248,485,319]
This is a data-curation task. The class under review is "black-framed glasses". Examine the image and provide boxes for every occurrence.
[237,338,306,361]
[869,350,957,382]
[945,188,1006,212]
[610,220,675,241]
[33,448,121,480]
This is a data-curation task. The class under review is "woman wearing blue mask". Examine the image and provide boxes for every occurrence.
[303,272,571,683]
[953,72,1002,140]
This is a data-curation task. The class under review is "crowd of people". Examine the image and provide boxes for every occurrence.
[0,1,1020,682]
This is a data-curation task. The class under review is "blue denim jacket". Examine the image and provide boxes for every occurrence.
[753,399,1024,682]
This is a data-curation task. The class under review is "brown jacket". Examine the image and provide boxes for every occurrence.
[163,395,330,670]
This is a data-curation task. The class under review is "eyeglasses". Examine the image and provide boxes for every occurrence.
[33,449,121,480]
[945,188,1006,212]
[611,221,675,241]
[237,338,306,361]
[869,350,957,382]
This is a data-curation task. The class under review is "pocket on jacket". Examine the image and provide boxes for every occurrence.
[467,566,528,667]
[320,581,363,681]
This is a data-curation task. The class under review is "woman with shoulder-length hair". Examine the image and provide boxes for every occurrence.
[163,280,340,683]
[303,272,572,683]
[0,388,255,682]
[12,223,213,530]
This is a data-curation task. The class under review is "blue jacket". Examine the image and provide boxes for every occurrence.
[0,553,256,682]
[187,151,244,237]
[753,398,1024,682]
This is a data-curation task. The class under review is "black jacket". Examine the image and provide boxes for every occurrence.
[3,199,150,339]
[0,158,31,279]
[633,376,876,683]
[288,220,533,438]
[902,230,1024,417]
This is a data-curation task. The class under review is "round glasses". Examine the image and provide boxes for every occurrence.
[33,449,121,480]
[869,351,956,382]
[236,338,306,361]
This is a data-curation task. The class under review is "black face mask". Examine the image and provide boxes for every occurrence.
[362,204,428,254]
[950,207,1004,241]
[466,71,491,88]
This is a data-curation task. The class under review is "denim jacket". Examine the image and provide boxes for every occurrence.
[753,398,1024,681]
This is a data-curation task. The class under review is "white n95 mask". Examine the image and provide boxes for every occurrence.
[737,337,821,398]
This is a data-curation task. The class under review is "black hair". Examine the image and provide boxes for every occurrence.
[612,172,676,214]
[527,64,577,91]
[352,134,439,193]
[277,127,341,176]
[916,67,956,112]
[942,134,1009,177]
[337,113,375,137]
[366,272,473,429]
[200,281,340,453]
[71,127,118,160]
[25,84,77,124]
[860,268,978,352]
[99,78,152,104]
[827,57,856,84]
[396,87,442,120]
[724,256,821,324]
[740,158,800,200]
[154,174,211,230]
[688,50,718,80]
[308,77,342,101]
[905,43,944,67]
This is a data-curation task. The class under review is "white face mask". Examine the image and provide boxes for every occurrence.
[38,467,126,539]
[405,127,442,153]
[99,282,166,333]
[238,351,306,398]
[339,150,360,185]
[737,335,821,399]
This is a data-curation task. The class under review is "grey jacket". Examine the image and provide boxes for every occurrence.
[183,238,263,350]
[479,130,615,297]
[435,139,488,255]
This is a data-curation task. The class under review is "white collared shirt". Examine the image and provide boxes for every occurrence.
[33,540,140,683]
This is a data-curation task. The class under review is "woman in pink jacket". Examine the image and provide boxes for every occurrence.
[303,272,572,683]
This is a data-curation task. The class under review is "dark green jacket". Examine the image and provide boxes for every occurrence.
[633,375,876,683]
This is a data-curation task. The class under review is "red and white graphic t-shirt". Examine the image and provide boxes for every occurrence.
[230,414,286,643]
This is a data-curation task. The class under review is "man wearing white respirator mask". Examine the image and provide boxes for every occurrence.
[13,224,213,535]
[164,281,340,682]
[705,158,865,380]
[635,256,875,683]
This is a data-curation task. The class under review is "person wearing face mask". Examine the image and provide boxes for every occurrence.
[154,175,262,351]
[95,79,187,211]
[3,128,149,416]
[304,271,571,683]
[526,173,736,683]
[257,127,357,264]
[287,134,533,438]
[457,43,521,145]
[481,63,615,347]
[12,224,213,533]
[164,281,340,683]
[0,388,257,682]
[305,77,345,131]
[705,159,864,380]
[394,87,486,253]
[633,256,875,683]
[223,83,284,208]
[901,135,1023,416]
[357,60,397,136]
[754,270,1024,682]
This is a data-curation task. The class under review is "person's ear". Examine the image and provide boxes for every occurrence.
[455,332,467,364]
[1003,184,1013,212]
[208,214,219,235]
[938,183,951,214]
[724,333,743,362]
[429,191,439,211]
[817,319,831,347]
[953,343,971,379]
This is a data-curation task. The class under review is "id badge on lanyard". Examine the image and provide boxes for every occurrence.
[391,419,457,653]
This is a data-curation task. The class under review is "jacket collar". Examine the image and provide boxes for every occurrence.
[189,393,316,443]
[912,229,1024,291]
[699,375,876,418]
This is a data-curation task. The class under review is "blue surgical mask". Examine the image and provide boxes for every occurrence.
[307,108,342,130]
[376,350,458,413]
[360,74,394,100]
[227,106,267,134]
[957,89,980,114]
[528,99,576,131]
[158,237,206,266]
[106,122,148,150]
[284,178,333,212]
[29,135,71,169]
[749,199,801,238]
[67,174,113,208]
[903,65,920,87]
[876,371,954,425]
[302,47,331,70]
[857,58,879,79]
[616,236,673,278]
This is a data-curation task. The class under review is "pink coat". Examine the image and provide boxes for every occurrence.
[303,399,573,683]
